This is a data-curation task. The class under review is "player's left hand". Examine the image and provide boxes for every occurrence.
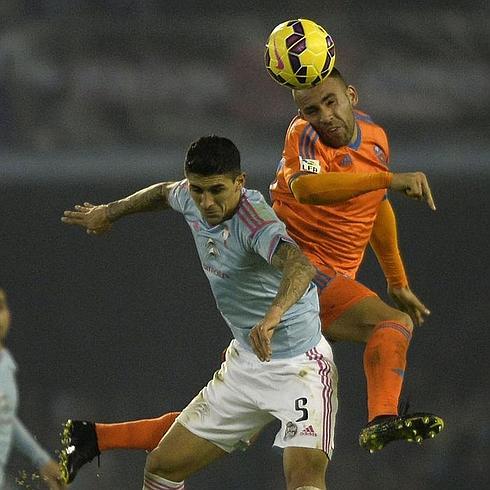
[250,309,281,362]
[388,285,430,327]
[39,459,68,489]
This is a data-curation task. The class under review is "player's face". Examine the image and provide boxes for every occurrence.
[0,290,11,342]
[294,77,358,148]
[187,172,245,226]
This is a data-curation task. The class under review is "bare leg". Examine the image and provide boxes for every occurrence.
[145,422,227,484]
[283,447,328,490]
[326,296,412,343]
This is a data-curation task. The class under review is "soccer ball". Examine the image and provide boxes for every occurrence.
[264,19,336,90]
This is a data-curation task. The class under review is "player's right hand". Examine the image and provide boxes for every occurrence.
[390,172,436,210]
[61,202,113,235]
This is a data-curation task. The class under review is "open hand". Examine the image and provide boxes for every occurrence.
[61,202,112,235]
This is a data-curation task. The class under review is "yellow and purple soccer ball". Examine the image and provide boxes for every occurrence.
[264,19,336,90]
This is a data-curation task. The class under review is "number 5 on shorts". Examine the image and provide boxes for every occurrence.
[295,397,309,422]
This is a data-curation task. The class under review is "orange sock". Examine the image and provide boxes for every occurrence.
[96,411,180,452]
[363,321,412,422]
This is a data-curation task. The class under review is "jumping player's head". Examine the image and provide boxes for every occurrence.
[0,288,11,344]
[184,135,245,226]
[292,67,359,148]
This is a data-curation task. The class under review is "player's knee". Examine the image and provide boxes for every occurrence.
[286,467,326,490]
[372,306,413,336]
[391,310,413,334]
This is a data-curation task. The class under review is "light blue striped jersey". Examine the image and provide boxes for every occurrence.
[168,180,321,359]
[0,349,51,487]
[0,349,17,486]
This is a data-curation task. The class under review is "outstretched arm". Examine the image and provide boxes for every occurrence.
[249,241,316,361]
[12,417,66,489]
[370,199,430,326]
[290,171,436,209]
[61,181,177,234]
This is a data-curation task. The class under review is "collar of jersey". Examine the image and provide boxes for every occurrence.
[348,123,362,150]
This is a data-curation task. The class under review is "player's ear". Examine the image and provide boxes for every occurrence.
[297,108,304,119]
[235,173,246,190]
[346,85,359,107]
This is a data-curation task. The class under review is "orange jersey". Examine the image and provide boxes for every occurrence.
[270,110,390,278]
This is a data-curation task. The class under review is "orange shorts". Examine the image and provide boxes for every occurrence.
[313,264,378,330]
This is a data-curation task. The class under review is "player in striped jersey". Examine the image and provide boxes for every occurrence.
[0,289,65,489]
[61,136,338,490]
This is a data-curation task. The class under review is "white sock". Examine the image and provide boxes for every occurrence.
[295,487,323,490]
[143,470,184,489]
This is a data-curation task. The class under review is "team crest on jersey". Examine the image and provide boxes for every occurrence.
[340,155,353,167]
[373,145,386,163]
[284,421,298,440]
[299,157,321,174]
[206,238,219,257]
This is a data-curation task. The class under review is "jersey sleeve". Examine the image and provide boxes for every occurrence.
[282,119,326,190]
[167,179,190,215]
[244,198,296,263]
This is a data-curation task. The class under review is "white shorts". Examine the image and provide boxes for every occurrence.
[176,337,338,459]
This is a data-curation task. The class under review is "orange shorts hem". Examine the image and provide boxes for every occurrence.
[315,271,378,329]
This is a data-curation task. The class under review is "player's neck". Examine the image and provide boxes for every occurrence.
[348,123,359,146]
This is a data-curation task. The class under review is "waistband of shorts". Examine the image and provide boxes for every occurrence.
[229,337,331,364]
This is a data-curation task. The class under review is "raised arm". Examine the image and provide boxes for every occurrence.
[370,199,430,326]
[290,171,436,209]
[61,181,177,234]
[249,241,316,361]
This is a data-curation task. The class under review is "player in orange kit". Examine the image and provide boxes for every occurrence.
[270,67,443,450]
[59,68,444,484]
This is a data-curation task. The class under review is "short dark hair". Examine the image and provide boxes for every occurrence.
[292,67,348,97]
[327,67,347,87]
[184,136,241,177]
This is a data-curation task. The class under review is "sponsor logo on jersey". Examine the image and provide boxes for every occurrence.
[373,144,387,163]
[299,424,318,437]
[202,263,229,279]
[300,157,321,174]
[284,421,298,440]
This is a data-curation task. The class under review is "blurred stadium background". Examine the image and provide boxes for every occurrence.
[1,0,488,488]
